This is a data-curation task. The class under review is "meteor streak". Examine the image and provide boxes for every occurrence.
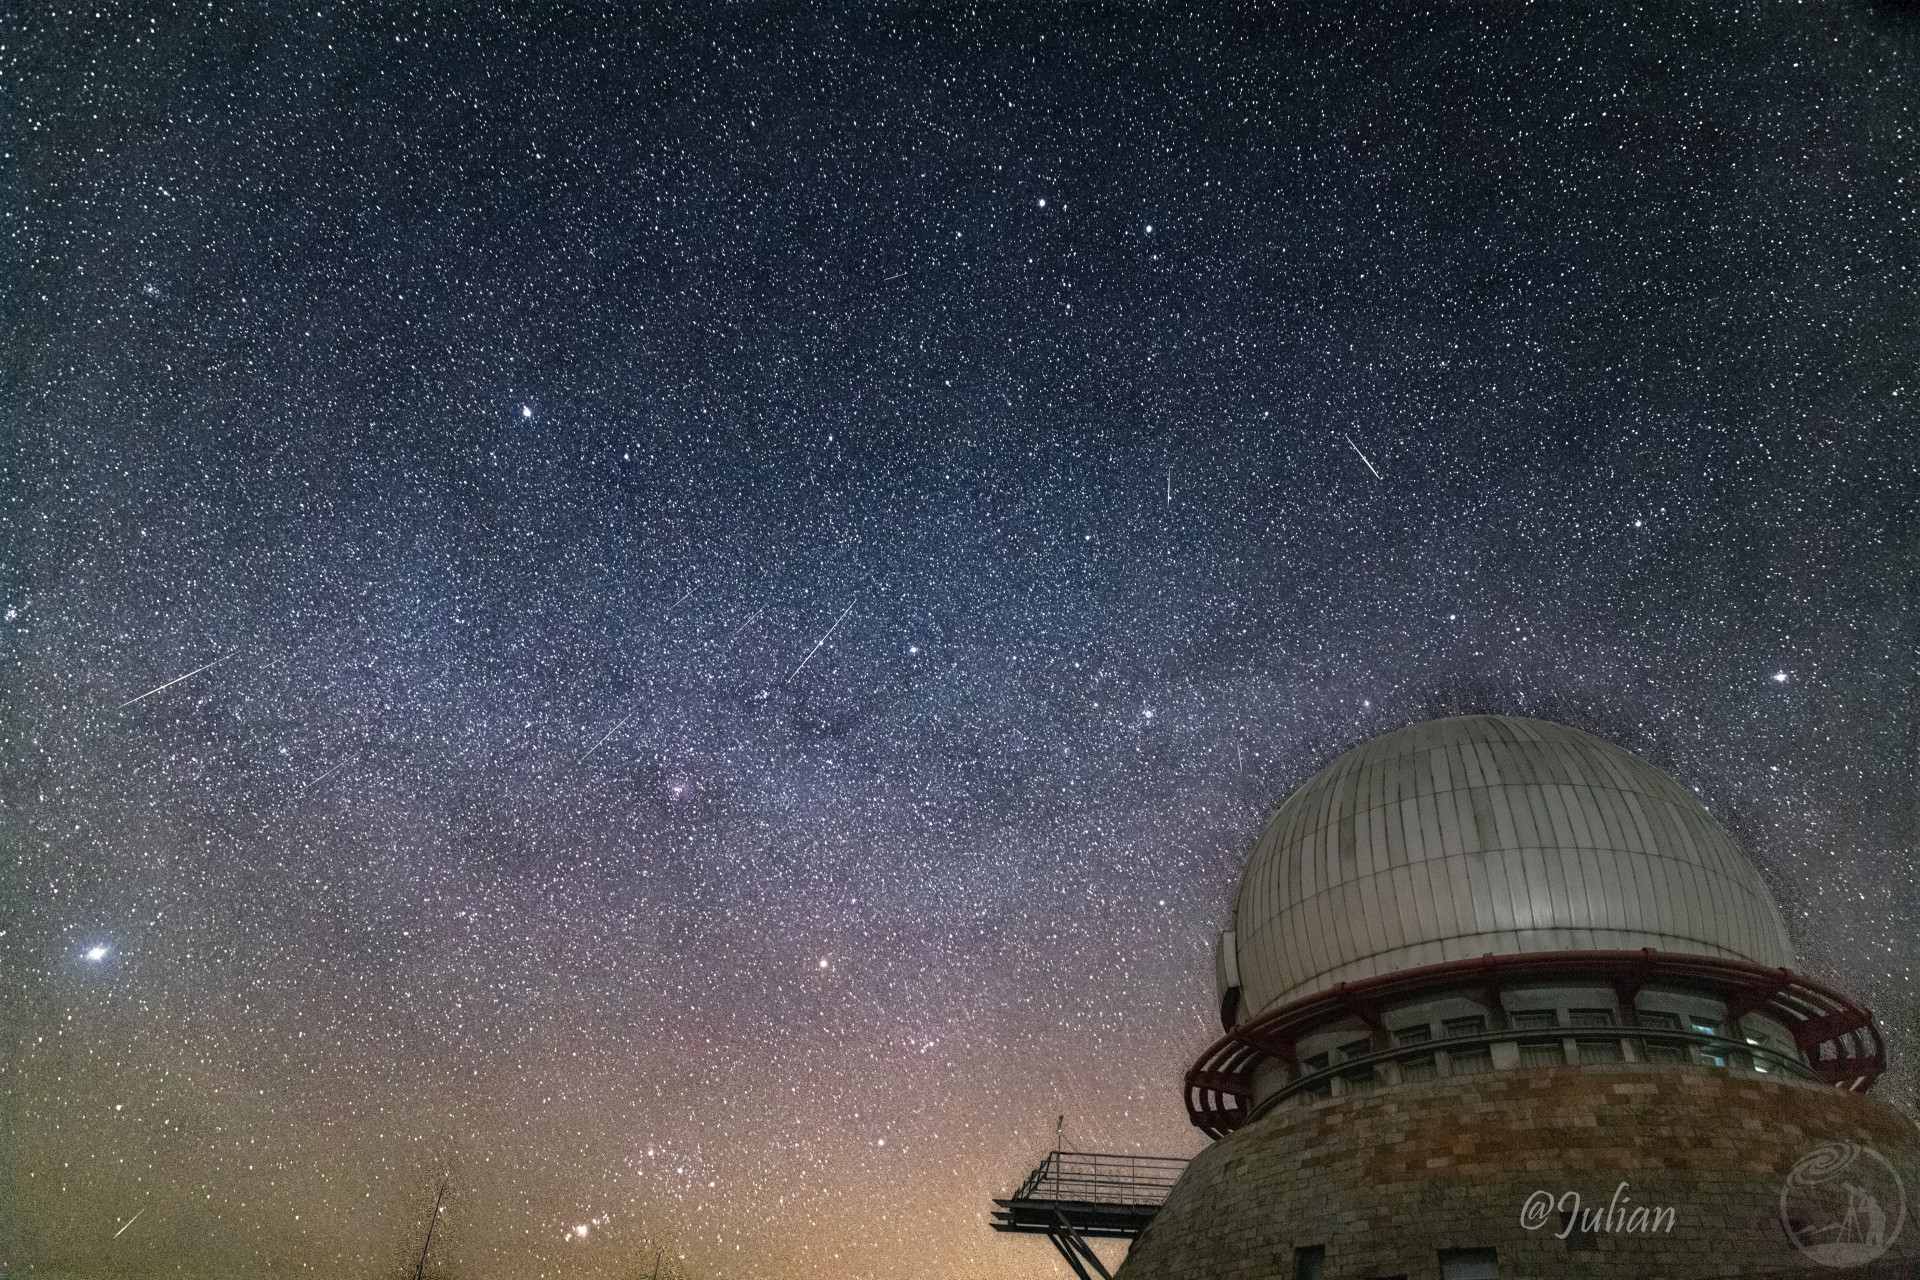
[112,1208,146,1239]
[787,603,854,683]
[1343,434,1383,479]
[579,710,637,763]
[298,758,350,794]
[722,605,767,649]
[117,652,234,708]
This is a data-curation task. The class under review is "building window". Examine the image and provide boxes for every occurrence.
[1293,1244,1326,1280]
[1510,1010,1558,1031]
[1437,1246,1499,1279]
[1690,1017,1722,1037]
[1636,1010,1681,1030]
[1577,1039,1625,1065]
[1448,1047,1493,1075]
[1701,1047,1731,1068]
[1560,1210,1599,1251]
[1443,1015,1487,1038]
[1395,1024,1432,1046]
[1517,1040,1564,1068]
[1342,1066,1376,1093]
[1398,1054,1437,1083]
[1301,1052,1330,1075]
[1339,1037,1373,1061]
[1641,1041,1688,1065]
[1569,1008,1616,1029]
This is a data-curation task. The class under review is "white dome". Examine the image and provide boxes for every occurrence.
[1228,716,1795,1018]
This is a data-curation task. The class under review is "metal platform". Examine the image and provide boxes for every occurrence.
[991,1150,1189,1279]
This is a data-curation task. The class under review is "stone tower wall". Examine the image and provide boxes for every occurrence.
[1119,1065,1920,1280]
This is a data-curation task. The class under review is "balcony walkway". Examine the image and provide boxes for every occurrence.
[990,1150,1189,1280]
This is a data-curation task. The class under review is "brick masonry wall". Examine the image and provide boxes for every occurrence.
[1118,1065,1920,1280]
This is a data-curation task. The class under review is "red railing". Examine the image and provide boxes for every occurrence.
[1185,949,1885,1138]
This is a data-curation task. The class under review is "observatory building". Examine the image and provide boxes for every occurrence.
[1117,716,1916,1280]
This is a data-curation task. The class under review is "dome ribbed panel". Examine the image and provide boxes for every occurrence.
[1230,716,1795,1016]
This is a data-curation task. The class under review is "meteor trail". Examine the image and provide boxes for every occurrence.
[112,1208,146,1239]
[666,585,697,615]
[579,709,637,763]
[788,603,854,683]
[117,652,234,708]
[722,605,767,649]
[298,758,350,794]
[1343,434,1383,479]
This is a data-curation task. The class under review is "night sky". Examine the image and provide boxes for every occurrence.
[4,5,1918,1278]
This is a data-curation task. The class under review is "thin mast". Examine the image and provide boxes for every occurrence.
[411,1179,448,1280]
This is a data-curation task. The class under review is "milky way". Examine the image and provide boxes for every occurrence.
[4,6,1916,1278]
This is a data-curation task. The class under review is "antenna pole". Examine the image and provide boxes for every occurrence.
[1055,1115,1064,1199]
[411,1178,448,1280]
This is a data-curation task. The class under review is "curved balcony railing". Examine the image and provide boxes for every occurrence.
[1242,1026,1820,1126]
[1185,948,1885,1138]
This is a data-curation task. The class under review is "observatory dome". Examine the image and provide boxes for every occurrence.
[1225,716,1794,1020]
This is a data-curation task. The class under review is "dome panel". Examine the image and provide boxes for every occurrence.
[1228,716,1795,1017]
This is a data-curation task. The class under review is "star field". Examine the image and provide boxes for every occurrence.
[3,5,1917,1278]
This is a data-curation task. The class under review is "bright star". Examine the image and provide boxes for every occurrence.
[86,946,108,961]
[1037,197,1046,207]
[1772,671,1789,683]
[521,406,532,418]
[818,958,829,969]
[575,1223,589,1237]
[1145,224,1153,233]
